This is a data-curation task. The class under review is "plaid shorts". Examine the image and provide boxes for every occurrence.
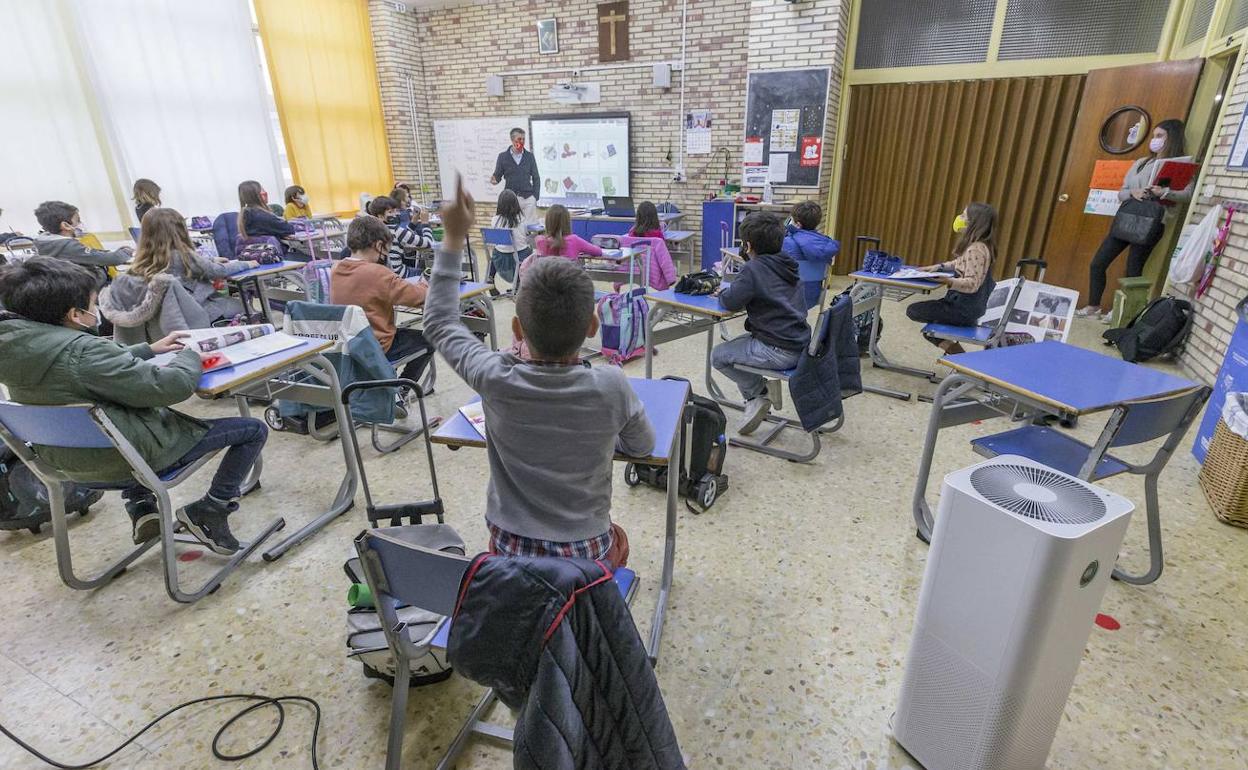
[488,521,613,561]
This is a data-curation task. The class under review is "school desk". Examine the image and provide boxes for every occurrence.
[195,338,360,561]
[910,341,1200,544]
[284,225,345,260]
[662,229,697,273]
[431,376,688,663]
[397,278,498,351]
[581,248,651,289]
[226,260,307,325]
[849,270,942,399]
[644,289,746,409]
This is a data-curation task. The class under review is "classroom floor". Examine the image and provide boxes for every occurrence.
[2,277,1246,770]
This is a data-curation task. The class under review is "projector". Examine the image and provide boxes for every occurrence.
[549,81,601,105]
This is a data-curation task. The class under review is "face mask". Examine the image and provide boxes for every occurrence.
[385,214,399,225]
[297,195,308,205]
[75,308,100,333]
[1149,137,1165,153]
[953,214,968,234]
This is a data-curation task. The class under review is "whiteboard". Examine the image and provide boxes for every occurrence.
[433,116,528,204]
[529,113,631,198]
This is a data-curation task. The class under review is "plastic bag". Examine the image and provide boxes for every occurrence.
[1169,204,1222,287]
[1222,391,1248,439]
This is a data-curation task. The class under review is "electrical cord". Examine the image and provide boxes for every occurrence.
[0,693,322,769]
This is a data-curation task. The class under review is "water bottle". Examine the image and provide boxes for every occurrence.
[763,180,774,204]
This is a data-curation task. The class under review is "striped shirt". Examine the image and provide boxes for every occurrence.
[387,221,435,277]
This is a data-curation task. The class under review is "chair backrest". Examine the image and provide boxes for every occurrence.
[1109,387,1211,448]
[212,212,239,258]
[0,401,115,450]
[3,236,37,263]
[128,227,141,243]
[481,227,513,247]
[355,527,471,616]
[984,277,1026,342]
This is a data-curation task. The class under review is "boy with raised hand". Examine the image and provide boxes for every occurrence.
[0,257,267,553]
[423,178,654,566]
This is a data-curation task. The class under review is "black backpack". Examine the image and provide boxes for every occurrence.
[624,378,729,512]
[1103,296,1195,363]
[674,271,721,296]
[0,446,103,534]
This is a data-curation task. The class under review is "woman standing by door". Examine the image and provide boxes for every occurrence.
[1077,119,1192,319]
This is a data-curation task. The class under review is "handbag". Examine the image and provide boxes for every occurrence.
[1110,197,1166,247]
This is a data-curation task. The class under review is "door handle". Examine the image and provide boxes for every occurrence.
[1058,193,1070,203]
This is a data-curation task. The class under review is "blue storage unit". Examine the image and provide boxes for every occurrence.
[1194,297,1248,463]
[700,199,795,270]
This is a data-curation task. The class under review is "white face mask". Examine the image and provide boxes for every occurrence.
[297,194,308,205]
[1148,137,1165,153]
[75,308,100,332]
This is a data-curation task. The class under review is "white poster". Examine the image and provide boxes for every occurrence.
[770,109,799,152]
[1083,188,1121,217]
[743,137,764,164]
[768,153,788,183]
[981,278,1079,343]
[743,165,769,186]
[685,109,712,155]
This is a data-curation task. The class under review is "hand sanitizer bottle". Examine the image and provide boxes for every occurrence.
[763,180,774,204]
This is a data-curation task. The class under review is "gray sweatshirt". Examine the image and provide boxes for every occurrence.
[1119,156,1193,222]
[36,235,130,284]
[422,245,654,542]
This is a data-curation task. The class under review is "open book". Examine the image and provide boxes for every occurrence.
[458,401,486,439]
[151,324,304,371]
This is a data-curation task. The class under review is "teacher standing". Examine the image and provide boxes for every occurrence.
[491,127,541,224]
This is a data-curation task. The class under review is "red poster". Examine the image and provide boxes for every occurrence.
[800,136,822,167]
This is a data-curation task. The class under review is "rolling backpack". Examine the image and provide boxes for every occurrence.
[1103,296,1194,363]
[301,258,334,304]
[624,377,729,512]
[597,287,649,365]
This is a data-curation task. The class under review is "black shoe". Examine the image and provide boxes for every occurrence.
[125,498,160,545]
[176,496,240,555]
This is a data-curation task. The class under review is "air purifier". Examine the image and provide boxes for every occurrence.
[894,455,1134,770]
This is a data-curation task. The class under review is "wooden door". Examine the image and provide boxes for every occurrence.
[1041,60,1203,302]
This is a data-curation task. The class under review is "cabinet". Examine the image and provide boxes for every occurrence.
[700,200,794,269]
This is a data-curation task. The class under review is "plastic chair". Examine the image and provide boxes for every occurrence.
[127,227,141,243]
[2,236,38,265]
[354,526,639,770]
[921,277,1026,351]
[969,385,1211,584]
[0,401,284,603]
[212,212,239,258]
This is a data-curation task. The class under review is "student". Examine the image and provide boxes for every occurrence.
[330,216,432,384]
[33,200,132,284]
[372,195,435,277]
[712,211,811,434]
[534,204,601,260]
[424,180,653,565]
[905,202,998,355]
[1078,119,1192,319]
[99,208,257,336]
[237,180,295,241]
[0,257,267,553]
[284,185,312,220]
[489,189,531,284]
[782,200,839,310]
[629,201,664,239]
[132,178,161,222]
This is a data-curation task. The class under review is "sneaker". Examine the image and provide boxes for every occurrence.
[176,496,240,555]
[1075,306,1102,318]
[737,397,771,435]
[125,498,160,545]
[1100,312,1113,325]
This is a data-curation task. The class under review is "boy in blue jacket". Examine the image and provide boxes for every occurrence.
[781,200,839,311]
[714,212,811,434]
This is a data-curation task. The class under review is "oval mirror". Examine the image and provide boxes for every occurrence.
[1100,106,1151,155]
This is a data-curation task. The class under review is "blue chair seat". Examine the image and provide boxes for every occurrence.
[430,566,637,649]
[922,323,995,343]
[971,426,1129,480]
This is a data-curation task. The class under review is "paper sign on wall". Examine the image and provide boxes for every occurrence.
[1089,159,1134,190]
[685,109,711,155]
[1084,188,1121,217]
[743,136,764,165]
[769,109,799,152]
[743,165,769,186]
[800,136,822,167]
[768,153,788,183]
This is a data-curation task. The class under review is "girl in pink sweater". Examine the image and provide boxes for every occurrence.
[533,204,602,259]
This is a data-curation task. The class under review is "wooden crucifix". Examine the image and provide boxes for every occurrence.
[597,1,629,62]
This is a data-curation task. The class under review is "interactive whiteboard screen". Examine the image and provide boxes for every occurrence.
[529,113,630,202]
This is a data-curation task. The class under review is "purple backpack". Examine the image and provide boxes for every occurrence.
[235,235,283,265]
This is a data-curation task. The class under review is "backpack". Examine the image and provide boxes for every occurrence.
[237,238,282,265]
[1103,296,1195,363]
[597,287,649,365]
[624,378,729,513]
[189,216,212,230]
[674,271,721,295]
[0,447,103,534]
[301,258,334,304]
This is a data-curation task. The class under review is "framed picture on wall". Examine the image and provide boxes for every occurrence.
[537,19,558,55]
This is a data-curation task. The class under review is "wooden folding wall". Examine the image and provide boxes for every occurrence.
[834,75,1084,277]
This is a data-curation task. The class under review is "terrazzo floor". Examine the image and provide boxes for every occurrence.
[1,277,1246,769]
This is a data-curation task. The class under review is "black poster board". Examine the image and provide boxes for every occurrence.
[742,67,831,188]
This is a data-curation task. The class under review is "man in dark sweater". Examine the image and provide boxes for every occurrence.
[491,127,541,223]
[713,211,811,435]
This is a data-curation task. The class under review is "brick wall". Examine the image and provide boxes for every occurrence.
[1177,53,1248,385]
[369,0,848,236]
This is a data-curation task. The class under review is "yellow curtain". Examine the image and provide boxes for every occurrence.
[254,0,392,216]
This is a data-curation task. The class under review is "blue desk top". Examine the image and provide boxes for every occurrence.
[943,341,1199,415]
[432,376,687,464]
[645,288,736,318]
[849,270,941,290]
[227,260,304,281]
[196,339,331,397]
[663,229,695,241]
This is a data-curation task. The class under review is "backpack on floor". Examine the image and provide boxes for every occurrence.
[0,447,103,534]
[624,378,729,513]
[597,287,649,365]
[1103,296,1194,363]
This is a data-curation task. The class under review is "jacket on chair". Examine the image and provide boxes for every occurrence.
[99,273,213,345]
[447,555,685,770]
[788,292,862,432]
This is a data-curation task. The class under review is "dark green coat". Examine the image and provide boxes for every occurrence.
[0,313,207,482]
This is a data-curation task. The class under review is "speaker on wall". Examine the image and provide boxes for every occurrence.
[652,63,671,89]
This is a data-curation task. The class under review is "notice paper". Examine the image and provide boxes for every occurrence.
[685,109,711,155]
[1084,189,1121,217]
[1089,159,1134,190]
[767,154,788,183]
[743,165,769,186]
[743,136,764,165]
[800,136,822,167]
[770,109,799,152]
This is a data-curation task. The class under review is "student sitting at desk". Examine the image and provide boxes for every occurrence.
[712,211,811,434]
[33,200,132,286]
[489,189,532,284]
[330,216,432,385]
[629,201,664,239]
[535,204,602,260]
[904,202,997,355]
[782,200,839,311]
[99,208,257,340]
[0,257,268,554]
[237,180,295,243]
[283,185,312,220]
[424,180,654,566]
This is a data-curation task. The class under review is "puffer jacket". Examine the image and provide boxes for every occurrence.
[788,291,862,431]
[782,225,840,310]
[0,311,206,482]
[448,555,685,770]
[98,273,211,345]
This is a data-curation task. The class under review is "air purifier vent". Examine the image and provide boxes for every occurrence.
[969,464,1106,524]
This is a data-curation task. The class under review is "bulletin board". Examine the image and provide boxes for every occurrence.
[741,67,831,188]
